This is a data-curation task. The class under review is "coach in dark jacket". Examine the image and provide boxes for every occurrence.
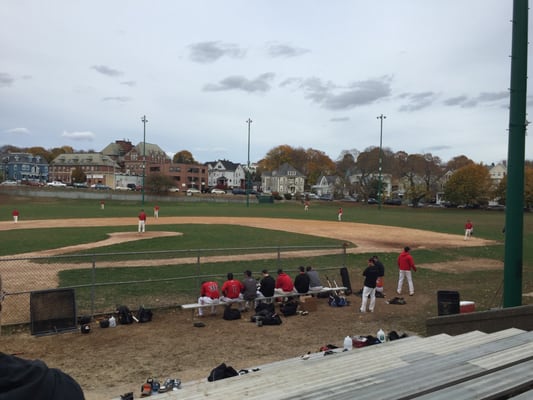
[360,258,380,313]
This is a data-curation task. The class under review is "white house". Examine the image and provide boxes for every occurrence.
[261,163,305,194]
[205,160,246,189]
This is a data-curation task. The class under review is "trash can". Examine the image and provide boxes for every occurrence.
[437,290,460,316]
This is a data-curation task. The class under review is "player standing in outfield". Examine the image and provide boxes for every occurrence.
[138,209,147,233]
[464,219,473,240]
[12,209,19,223]
[198,280,220,317]
[154,204,160,219]
[338,207,343,221]
[100,200,105,210]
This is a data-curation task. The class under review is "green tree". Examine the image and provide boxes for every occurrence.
[258,145,335,189]
[444,164,493,206]
[146,173,175,194]
[70,167,86,184]
[173,150,196,164]
[493,166,533,208]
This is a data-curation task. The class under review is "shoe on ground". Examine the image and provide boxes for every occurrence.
[140,383,152,397]
[409,293,414,296]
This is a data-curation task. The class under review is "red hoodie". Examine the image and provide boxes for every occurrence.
[397,250,416,272]
[275,272,294,292]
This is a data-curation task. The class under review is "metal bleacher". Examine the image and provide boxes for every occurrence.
[112,328,533,399]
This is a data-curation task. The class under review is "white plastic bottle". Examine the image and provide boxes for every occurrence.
[343,336,353,351]
[109,316,116,328]
[377,329,385,343]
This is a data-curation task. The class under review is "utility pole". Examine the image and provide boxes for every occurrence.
[246,118,252,208]
[503,0,528,307]
[376,114,386,210]
[141,115,148,207]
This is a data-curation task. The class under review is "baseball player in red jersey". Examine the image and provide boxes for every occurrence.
[138,209,147,233]
[198,281,220,316]
[221,273,244,310]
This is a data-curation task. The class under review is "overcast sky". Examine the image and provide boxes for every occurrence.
[0,1,531,165]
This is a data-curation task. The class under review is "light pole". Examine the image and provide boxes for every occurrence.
[246,118,252,208]
[376,114,386,210]
[141,115,148,206]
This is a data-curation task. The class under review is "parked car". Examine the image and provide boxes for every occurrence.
[92,183,111,190]
[1,180,18,186]
[126,183,139,191]
[186,188,201,195]
[211,188,226,195]
[319,194,333,201]
[46,181,67,187]
[73,182,88,188]
[367,197,378,204]
[168,187,180,192]
[384,198,402,205]
[232,188,246,195]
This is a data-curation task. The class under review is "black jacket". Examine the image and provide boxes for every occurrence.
[0,353,85,400]
[294,273,311,294]
[259,275,275,297]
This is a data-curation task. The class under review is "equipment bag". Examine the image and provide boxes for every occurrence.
[208,363,239,382]
[137,306,153,323]
[117,305,133,324]
[223,306,241,320]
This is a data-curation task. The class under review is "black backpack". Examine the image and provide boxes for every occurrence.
[223,306,241,321]
[137,306,153,323]
[280,300,298,316]
[117,305,133,325]
[255,302,275,314]
[262,313,282,325]
[207,363,239,382]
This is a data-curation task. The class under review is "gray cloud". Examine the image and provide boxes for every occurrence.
[0,72,15,87]
[289,77,391,110]
[267,43,310,58]
[330,117,350,122]
[61,130,95,141]
[91,65,123,77]
[4,127,30,135]
[189,41,246,63]
[102,96,132,102]
[398,91,438,111]
[443,95,468,106]
[444,91,509,108]
[423,145,452,152]
[120,81,136,87]
[203,73,275,93]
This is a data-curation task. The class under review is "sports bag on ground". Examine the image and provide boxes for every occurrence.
[280,300,298,316]
[207,363,239,382]
[223,306,241,320]
[117,305,133,324]
[137,306,153,323]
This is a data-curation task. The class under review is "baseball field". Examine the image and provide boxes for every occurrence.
[0,193,531,399]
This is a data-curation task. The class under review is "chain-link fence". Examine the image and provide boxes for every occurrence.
[0,245,349,329]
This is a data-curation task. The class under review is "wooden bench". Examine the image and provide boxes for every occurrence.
[181,287,347,323]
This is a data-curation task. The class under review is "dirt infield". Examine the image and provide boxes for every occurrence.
[0,217,501,399]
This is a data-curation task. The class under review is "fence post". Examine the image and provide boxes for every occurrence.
[196,250,201,294]
[91,256,96,317]
[0,274,3,336]
[342,243,348,267]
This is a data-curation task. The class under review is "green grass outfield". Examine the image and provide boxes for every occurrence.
[0,195,531,322]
